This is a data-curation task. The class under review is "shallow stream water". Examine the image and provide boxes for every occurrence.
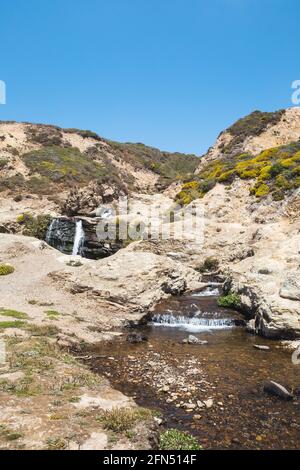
[82,288,300,449]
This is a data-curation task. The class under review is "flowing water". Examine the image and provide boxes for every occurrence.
[80,287,300,449]
[72,220,85,256]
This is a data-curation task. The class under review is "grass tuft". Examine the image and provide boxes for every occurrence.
[159,429,202,450]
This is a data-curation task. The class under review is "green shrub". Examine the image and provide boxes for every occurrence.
[159,429,202,451]
[65,128,102,141]
[0,158,8,169]
[0,264,14,276]
[197,257,219,273]
[218,292,241,309]
[255,183,270,197]
[17,213,51,239]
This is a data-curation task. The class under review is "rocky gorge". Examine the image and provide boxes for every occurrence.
[0,109,300,450]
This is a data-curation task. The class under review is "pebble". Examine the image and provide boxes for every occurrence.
[184,403,197,410]
[204,399,214,409]
[197,400,205,408]
[253,345,270,351]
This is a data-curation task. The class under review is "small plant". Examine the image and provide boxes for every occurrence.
[197,257,219,273]
[97,407,153,433]
[0,158,8,169]
[159,429,202,450]
[45,437,67,450]
[66,260,83,267]
[0,308,29,319]
[45,310,61,320]
[0,320,26,329]
[218,292,241,309]
[0,264,14,276]
[5,432,23,441]
[0,426,23,442]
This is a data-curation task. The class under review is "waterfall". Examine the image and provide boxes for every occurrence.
[72,220,85,256]
[192,286,221,297]
[45,219,55,245]
[151,313,236,332]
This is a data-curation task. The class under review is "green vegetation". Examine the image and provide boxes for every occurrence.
[65,128,102,141]
[197,257,219,273]
[17,213,51,239]
[45,310,61,320]
[25,125,63,146]
[0,320,26,329]
[106,140,199,187]
[0,264,14,276]
[218,292,241,309]
[0,158,8,169]
[23,146,107,185]
[0,308,29,319]
[45,437,67,450]
[0,426,23,442]
[175,140,300,204]
[97,407,154,433]
[159,429,202,450]
[227,110,284,141]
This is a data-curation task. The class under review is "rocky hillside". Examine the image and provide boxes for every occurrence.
[197,107,300,171]
[177,108,300,205]
[0,121,199,216]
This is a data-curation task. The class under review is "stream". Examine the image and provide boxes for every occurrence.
[81,287,300,450]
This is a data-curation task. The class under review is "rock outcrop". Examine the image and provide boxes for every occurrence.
[46,216,123,259]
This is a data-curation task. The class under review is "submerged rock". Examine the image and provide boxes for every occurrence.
[263,381,293,400]
[253,344,270,351]
[182,335,208,345]
[126,333,148,344]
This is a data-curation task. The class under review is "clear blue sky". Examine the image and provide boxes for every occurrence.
[0,0,299,154]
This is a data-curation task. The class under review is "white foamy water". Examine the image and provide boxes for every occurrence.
[192,286,221,297]
[72,220,85,256]
[45,219,56,244]
[151,313,235,332]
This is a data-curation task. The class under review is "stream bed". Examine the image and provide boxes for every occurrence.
[81,288,300,449]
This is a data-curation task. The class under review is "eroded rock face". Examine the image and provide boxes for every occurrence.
[61,181,127,217]
[224,273,300,340]
[66,249,203,312]
[280,273,300,301]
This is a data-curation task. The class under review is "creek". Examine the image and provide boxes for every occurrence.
[79,287,300,449]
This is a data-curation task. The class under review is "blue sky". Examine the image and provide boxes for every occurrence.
[0,0,299,154]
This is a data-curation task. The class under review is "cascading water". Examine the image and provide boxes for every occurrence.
[45,219,55,245]
[72,220,85,256]
[151,313,236,332]
[150,285,242,332]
